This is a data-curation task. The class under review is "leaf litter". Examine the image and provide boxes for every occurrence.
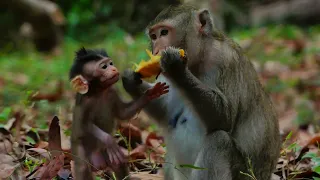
[0,25,319,179]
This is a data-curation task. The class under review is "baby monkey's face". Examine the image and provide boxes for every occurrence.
[84,57,120,88]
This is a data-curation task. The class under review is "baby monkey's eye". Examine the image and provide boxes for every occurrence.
[101,64,108,69]
[110,62,113,66]
[150,34,157,40]
[161,29,168,36]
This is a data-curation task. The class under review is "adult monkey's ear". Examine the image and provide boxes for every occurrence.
[70,75,89,94]
[197,9,214,35]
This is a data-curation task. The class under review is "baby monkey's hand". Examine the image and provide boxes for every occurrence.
[145,82,169,101]
[101,134,126,168]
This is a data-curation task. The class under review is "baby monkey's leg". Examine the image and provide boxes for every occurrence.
[73,144,95,180]
[112,163,130,180]
[92,149,130,180]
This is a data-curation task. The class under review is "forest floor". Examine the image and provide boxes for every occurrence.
[0,25,319,180]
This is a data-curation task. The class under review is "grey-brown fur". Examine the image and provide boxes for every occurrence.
[70,48,169,180]
[122,5,280,180]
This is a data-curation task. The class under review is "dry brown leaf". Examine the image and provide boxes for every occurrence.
[141,131,150,145]
[35,141,49,149]
[0,136,13,154]
[38,153,65,179]
[130,144,147,161]
[29,80,64,102]
[27,148,51,159]
[0,163,17,178]
[144,132,164,149]
[48,116,62,157]
[0,154,19,178]
[3,118,17,131]
[148,139,165,155]
[119,122,142,145]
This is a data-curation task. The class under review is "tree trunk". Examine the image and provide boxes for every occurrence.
[250,0,320,26]
[3,0,65,53]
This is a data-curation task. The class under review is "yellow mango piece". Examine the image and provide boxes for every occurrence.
[135,49,185,79]
[179,49,185,57]
[135,49,161,79]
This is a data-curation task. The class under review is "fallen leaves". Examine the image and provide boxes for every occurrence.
[0,154,19,178]
[0,25,319,179]
[0,112,166,179]
[27,153,65,180]
[233,25,320,179]
[25,116,72,179]
[29,80,64,102]
[48,116,62,157]
[117,122,165,172]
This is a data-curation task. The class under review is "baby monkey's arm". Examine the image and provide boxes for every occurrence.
[91,123,125,166]
[115,82,169,120]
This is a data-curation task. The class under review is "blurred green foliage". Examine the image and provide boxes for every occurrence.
[0,27,149,128]
[0,23,319,129]
[0,0,179,49]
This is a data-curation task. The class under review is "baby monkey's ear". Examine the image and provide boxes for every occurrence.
[71,75,89,94]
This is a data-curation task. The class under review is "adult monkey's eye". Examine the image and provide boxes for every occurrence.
[161,29,168,36]
[150,34,157,40]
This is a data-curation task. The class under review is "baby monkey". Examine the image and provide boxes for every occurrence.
[69,47,169,180]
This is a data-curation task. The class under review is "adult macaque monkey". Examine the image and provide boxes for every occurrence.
[69,47,169,180]
[122,5,280,180]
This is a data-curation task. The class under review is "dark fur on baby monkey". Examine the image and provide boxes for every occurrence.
[69,47,169,180]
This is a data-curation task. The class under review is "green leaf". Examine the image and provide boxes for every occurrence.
[285,131,293,141]
[178,164,207,170]
[64,129,71,136]
[0,107,12,122]
[95,176,102,180]
[287,142,298,150]
[148,124,158,132]
[313,166,320,174]
[26,136,36,144]
[301,152,317,160]
[313,157,320,162]
[25,90,33,96]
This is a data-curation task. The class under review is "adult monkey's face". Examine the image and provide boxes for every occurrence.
[147,22,177,56]
[145,5,214,67]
